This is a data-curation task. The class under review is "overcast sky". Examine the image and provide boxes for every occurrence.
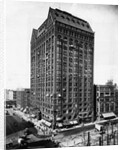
[5,1,118,89]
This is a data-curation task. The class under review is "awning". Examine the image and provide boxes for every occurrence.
[38,120,43,124]
[57,123,63,127]
[23,109,26,113]
[70,120,78,125]
[70,121,74,125]
[102,112,116,119]
[49,117,53,121]
[73,120,78,124]
[20,108,24,111]
[79,112,88,115]
[63,122,70,126]
[31,114,36,118]
[41,119,51,127]
[56,117,62,121]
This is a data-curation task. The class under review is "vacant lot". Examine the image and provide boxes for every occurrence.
[6,113,34,136]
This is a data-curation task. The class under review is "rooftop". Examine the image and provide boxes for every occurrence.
[50,7,93,33]
[31,7,94,41]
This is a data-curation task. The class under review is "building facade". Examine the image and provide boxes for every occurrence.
[13,90,17,101]
[16,89,25,108]
[31,8,94,127]
[24,89,31,108]
[16,88,30,109]
[5,90,17,107]
[5,89,13,101]
[95,83,118,121]
[114,85,118,116]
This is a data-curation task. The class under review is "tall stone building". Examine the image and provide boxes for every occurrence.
[31,8,94,128]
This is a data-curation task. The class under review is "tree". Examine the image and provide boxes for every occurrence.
[106,80,113,85]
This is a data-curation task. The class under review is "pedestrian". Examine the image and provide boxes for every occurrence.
[52,133,54,140]
[18,137,23,147]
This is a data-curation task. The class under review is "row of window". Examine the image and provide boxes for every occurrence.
[57,26,94,42]
[100,102,115,112]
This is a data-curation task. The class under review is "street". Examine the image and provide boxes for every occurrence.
[53,122,118,147]
[6,108,118,148]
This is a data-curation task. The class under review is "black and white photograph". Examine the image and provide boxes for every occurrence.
[2,0,119,149]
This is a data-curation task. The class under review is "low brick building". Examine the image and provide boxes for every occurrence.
[16,88,30,109]
[94,81,118,121]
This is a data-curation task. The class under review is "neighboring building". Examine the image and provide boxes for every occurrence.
[16,89,25,108]
[5,89,17,107]
[31,7,94,128]
[5,89,30,109]
[95,82,118,121]
[114,86,118,116]
[5,89,13,101]
[93,85,97,121]
[13,90,17,101]
[16,88,30,109]
[24,89,31,108]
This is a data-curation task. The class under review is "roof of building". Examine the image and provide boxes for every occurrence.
[31,28,38,43]
[31,7,94,42]
[96,84,115,88]
[50,7,93,33]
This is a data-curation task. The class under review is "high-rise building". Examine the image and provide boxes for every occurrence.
[31,7,94,128]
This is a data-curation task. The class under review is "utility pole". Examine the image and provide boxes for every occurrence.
[99,137,101,146]
[106,122,109,134]
[101,132,103,146]
[81,118,85,146]
[99,126,104,146]
[107,134,109,145]
[87,132,91,146]
[113,131,115,145]
[83,130,86,146]
[111,122,114,134]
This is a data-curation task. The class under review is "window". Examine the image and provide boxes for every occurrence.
[100,103,104,112]
[63,45,67,50]
[68,116,71,119]
[67,17,70,21]
[55,12,59,16]
[69,68,72,73]
[57,35,61,39]
[63,110,66,114]
[110,103,114,111]
[86,24,89,28]
[106,103,109,112]
[69,58,72,62]
[100,93,104,97]
[63,116,66,120]
[72,19,75,23]
[77,21,80,24]
[111,92,114,96]
[82,23,84,26]
[61,15,65,19]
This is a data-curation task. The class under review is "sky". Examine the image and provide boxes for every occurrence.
[5,0,118,89]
